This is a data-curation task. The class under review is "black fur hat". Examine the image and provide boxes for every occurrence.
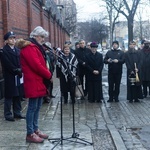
[112,40,119,46]
[90,42,98,48]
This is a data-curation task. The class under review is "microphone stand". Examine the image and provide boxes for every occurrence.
[47,48,93,149]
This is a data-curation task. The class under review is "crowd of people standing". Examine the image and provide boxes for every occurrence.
[0,25,150,143]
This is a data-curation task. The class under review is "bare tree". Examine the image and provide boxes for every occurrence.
[104,0,121,46]
[77,19,108,44]
[108,0,141,44]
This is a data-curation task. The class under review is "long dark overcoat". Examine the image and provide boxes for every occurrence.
[140,48,150,81]
[85,51,104,100]
[125,49,143,100]
[0,44,21,98]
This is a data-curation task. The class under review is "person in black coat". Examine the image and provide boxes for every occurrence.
[0,31,25,121]
[74,39,91,96]
[140,41,150,98]
[43,42,55,103]
[85,42,103,103]
[104,41,125,102]
[125,41,143,102]
[57,45,78,104]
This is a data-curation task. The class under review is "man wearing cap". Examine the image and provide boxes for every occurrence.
[104,41,125,102]
[1,31,25,121]
[85,42,103,103]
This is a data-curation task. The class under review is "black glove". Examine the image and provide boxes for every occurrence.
[14,68,22,78]
[43,79,50,88]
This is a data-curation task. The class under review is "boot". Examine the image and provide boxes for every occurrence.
[34,129,49,139]
[26,133,44,143]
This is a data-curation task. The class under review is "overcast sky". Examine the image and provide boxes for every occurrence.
[74,0,150,22]
[74,0,104,22]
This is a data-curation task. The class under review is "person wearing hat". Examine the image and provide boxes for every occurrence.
[16,26,52,143]
[125,41,143,102]
[75,42,80,50]
[104,41,125,102]
[140,40,146,50]
[85,42,103,103]
[0,31,25,121]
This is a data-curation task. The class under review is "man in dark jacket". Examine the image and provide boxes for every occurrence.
[104,41,125,102]
[85,42,103,103]
[125,41,143,102]
[74,39,91,96]
[1,31,25,121]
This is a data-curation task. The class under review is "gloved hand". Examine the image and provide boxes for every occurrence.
[14,68,22,78]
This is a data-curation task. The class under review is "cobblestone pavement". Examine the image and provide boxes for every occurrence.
[0,67,150,149]
[0,73,117,150]
[105,84,150,150]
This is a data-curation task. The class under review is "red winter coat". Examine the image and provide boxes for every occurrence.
[19,40,52,98]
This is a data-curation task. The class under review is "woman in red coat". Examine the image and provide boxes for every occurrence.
[17,26,52,143]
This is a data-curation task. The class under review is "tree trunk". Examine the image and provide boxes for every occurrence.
[127,16,134,45]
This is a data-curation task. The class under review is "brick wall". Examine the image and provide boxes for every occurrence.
[0,0,69,47]
[0,0,70,99]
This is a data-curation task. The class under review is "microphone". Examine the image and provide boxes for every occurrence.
[56,47,65,56]
[43,42,52,50]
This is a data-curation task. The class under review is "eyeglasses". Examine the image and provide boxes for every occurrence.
[79,42,84,44]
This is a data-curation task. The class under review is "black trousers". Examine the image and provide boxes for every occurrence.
[63,91,75,103]
[108,73,122,101]
[79,73,88,96]
[62,79,75,103]
[88,81,103,102]
[142,81,150,97]
[4,96,22,119]
[129,85,141,101]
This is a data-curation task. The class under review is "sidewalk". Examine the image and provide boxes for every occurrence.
[0,74,117,150]
[0,71,150,149]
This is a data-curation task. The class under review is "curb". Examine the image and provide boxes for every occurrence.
[102,104,127,150]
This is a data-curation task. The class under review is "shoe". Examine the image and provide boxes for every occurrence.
[107,99,113,102]
[96,100,102,103]
[88,101,95,103]
[43,99,50,103]
[43,96,51,103]
[64,99,68,104]
[50,95,55,98]
[34,129,49,139]
[115,100,119,102]
[26,133,44,143]
[5,117,15,121]
[80,96,85,100]
[96,101,102,103]
[134,99,140,102]
[14,115,26,119]
[84,91,87,97]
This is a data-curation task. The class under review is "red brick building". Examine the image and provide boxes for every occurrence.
[0,0,70,47]
[0,0,70,100]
